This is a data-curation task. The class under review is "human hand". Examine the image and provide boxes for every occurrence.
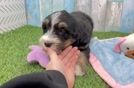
[59,46,80,88]
[45,46,80,88]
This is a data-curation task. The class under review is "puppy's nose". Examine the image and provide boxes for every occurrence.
[44,43,52,47]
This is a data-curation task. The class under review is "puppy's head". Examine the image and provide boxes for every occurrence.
[39,10,77,53]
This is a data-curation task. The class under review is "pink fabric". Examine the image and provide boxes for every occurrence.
[27,45,49,68]
[114,37,126,53]
[89,53,134,88]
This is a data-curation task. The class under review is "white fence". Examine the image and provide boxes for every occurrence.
[0,0,26,33]
[0,0,133,33]
[76,0,123,32]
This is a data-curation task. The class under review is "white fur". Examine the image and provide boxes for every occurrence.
[51,11,61,31]
[39,31,61,45]
[120,33,134,53]
[40,11,62,48]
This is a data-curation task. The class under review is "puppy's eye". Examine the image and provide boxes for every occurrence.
[59,29,65,34]
[55,29,65,35]
[127,47,130,50]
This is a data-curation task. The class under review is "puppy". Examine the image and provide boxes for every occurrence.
[40,10,94,76]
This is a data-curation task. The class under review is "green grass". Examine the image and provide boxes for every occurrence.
[0,25,128,88]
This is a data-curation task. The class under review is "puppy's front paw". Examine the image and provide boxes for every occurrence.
[75,65,86,76]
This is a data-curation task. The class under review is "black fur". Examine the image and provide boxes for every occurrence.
[42,10,94,52]
[70,11,93,49]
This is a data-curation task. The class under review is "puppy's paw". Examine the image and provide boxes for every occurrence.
[75,65,86,76]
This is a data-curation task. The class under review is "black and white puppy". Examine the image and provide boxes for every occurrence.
[40,10,94,76]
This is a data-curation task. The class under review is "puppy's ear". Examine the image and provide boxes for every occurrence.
[71,26,80,40]
[73,25,91,45]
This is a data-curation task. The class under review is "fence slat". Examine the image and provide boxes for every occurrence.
[105,1,123,32]
[120,0,134,33]
[0,0,26,33]
[75,0,92,16]
[52,0,64,12]
[25,0,40,26]
[91,0,107,31]
[40,0,53,21]
[64,0,75,12]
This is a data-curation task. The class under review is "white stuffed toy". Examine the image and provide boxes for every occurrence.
[114,33,134,59]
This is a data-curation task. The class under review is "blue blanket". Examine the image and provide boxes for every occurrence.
[90,37,134,85]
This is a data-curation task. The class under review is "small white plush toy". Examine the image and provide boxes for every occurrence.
[114,33,134,59]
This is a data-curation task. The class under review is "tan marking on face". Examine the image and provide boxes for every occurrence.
[58,22,68,29]
[44,19,49,25]
[63,39,74,49]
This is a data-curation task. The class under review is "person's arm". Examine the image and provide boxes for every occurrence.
[0,70,68,88]
[1,46,79,88]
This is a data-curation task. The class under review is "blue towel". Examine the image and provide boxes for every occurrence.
[90,37,134,85]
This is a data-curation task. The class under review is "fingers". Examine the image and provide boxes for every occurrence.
[66,50,80,68]
[63,47,77,61]
[45,46,80,69]
[71,51,80,66]
[62,47,79,66]
[59,46,72,60]
[45,48,58,61]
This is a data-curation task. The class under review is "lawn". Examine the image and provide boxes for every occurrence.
[0,25,128,88]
